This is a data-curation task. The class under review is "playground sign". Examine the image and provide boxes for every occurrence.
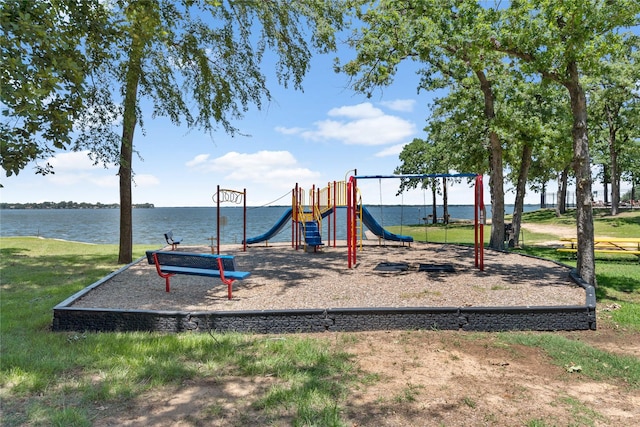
[212,188,245,204]
[213,186,247,253]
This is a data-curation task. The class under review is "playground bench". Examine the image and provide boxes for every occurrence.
[557,238,640,260]
[164,230,182,250]
[146,250,250,298]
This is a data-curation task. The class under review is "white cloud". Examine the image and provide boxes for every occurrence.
[379,99,416,112]
[274,126,306,135]
[186,150,321,190]
[327,103,383,119]
[47,151,98,171]
[133,174,160,187]
[91,175,119,188]
[375,143,407,157]
[186,154,210,167]
[276,102,416,146]
[38,150,156,191]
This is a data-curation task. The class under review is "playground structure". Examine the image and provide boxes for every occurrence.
[244,180,413,250]
[348,174,485,271]
[243,173,485,270]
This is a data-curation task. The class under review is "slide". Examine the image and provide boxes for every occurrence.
[360,205,414,243]
[244,208,293,244]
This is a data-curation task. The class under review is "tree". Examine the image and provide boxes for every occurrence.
[1,0,111,178]
[588,36,640,214]
[340,0,510,249]
[490,0,640,286]
[416,87,490,222]
[394,137,457,224]
[4,0,345,263]
[500,79,573,244]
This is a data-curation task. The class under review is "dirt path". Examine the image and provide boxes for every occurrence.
[94,323,639,427]
[520,222,576,239]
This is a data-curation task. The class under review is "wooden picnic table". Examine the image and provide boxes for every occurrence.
[558,237,640,257]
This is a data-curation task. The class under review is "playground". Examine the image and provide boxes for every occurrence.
[214,174,485,269]
[56,174,594,332]
[65,240,586,322]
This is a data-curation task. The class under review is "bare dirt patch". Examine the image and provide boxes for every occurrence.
[81,242,639,426]
[520,222,577,240]
[93,327,639,427]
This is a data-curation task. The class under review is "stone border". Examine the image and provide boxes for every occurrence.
[52,256,596,333]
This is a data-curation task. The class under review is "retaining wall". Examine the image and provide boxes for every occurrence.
[52,255,597,334]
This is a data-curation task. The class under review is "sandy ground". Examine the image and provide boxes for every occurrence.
[71,241,585,311]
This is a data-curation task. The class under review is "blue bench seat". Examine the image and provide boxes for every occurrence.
[146,250,250,299]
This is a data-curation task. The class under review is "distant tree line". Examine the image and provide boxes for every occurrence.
[0,202,154,209]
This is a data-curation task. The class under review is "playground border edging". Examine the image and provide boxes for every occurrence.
[52,256,596,333]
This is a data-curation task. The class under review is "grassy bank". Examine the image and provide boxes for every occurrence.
[1,215,639,426]
[389,208,640,246]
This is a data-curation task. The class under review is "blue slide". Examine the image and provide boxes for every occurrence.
[244,208,293,244]
[360,205,413,243]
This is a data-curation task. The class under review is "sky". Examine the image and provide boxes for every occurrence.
[0,40,624,208]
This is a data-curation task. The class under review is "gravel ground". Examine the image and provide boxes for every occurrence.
[70,241,586,312]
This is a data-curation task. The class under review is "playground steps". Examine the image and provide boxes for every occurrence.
[302,220,323,248]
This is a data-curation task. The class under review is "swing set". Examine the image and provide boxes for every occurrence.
[346,173,485,271]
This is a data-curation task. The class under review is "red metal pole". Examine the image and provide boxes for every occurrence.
[474,178,478,268]
[216,184,220,255]
[479,175,484,271]
[243,188,247,252]
[326,182,331,247]
[292,186,297,249]
[352,176,357,266]
[347,179,352,268]
[474,175,485,271]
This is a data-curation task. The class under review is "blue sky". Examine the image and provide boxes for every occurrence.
[0,44,614,208]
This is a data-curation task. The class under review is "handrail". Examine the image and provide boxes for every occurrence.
[307,181,349,211]
[293,180,351,250]
[356,188,364,250]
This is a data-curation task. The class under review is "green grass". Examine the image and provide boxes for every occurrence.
[388,223,482,244]
[391,208,640,245]
[2,214,639,426]
[509,246,640,331]
[519,208,640,238]
[499,333,640,389]
[0,237,358,426]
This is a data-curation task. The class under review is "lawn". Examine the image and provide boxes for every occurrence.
[1,209,639,426]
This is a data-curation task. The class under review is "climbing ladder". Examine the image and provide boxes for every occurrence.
[296,209,323,251]
[292,181,349,252]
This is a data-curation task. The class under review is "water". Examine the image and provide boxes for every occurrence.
[0,204,540,245]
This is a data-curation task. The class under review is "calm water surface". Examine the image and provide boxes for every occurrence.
[0,205,539,245]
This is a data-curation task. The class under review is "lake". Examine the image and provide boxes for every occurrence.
[0,204,540,246]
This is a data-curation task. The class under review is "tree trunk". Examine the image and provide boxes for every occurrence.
[117,36,144,264]
[442,177,449,224]
[431,181,437,224]
[476,69,504,250]
[564,61,596,287]
[512,141,533,247]
[556,167,569,216]
[608,118,619,216]
[603,164,609,206]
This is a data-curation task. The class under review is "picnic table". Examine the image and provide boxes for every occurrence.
[557,237,640,259]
